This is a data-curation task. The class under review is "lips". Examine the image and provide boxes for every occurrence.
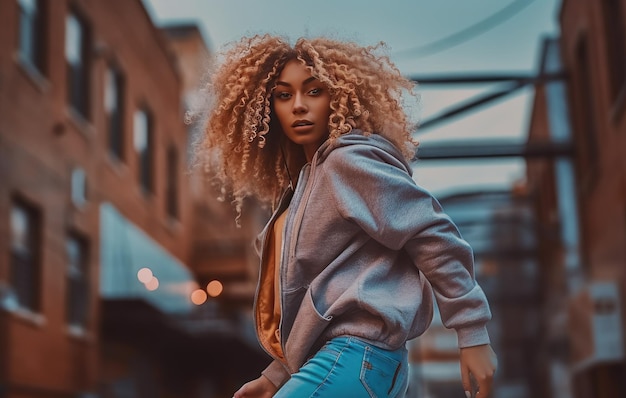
[292,120,313,127]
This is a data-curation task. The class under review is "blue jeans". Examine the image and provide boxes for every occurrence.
[274,336,409,398]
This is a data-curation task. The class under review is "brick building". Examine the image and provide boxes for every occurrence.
[527,0,626,397]
[0,1,266,397]
[161,23,265,309]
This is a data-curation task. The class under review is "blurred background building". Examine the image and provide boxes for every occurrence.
[0,0,267,396]
[408,189,541,398]
[525,0,626,397]
[0,0,624,397]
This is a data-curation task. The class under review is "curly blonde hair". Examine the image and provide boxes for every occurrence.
[195,34,419,213]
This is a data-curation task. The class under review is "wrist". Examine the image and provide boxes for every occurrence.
[260,374,278,393]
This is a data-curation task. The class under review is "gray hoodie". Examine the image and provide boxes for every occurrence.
[256,130,492,388]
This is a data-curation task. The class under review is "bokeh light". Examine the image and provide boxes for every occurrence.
[145,276,159,291]
[206,280,223,297]
[137,267,153,284]
[190,289,208,305]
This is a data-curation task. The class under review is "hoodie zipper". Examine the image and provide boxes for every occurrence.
[277,152,319,357]
[287,153,319,260]
[253,151,320,364]
[252,187,292,365]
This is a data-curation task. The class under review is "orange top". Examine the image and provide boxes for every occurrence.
[257,209,288,360]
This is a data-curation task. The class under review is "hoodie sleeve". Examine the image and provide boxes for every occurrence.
[261,359,290,389]
[324,143,491,348]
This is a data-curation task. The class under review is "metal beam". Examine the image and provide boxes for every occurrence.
[416,82,526,132]
[409,71,567,133]
[412,140,573,161]
[408,72,566,85]
[403,71,572,161]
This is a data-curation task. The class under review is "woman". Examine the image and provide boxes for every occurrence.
[197,34,497,398]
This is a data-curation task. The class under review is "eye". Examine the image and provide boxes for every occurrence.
[308,87,322,96]
[275,92,292,100]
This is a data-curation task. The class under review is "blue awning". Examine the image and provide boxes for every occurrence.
[99,202,196,314]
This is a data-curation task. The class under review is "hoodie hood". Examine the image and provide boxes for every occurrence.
[316,129,413,176]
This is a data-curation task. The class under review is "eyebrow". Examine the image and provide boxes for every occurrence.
[275,76,318,87]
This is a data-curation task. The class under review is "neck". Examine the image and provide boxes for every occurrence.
[304,145,316,162]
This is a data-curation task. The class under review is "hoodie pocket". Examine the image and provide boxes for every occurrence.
[283,287,333,372]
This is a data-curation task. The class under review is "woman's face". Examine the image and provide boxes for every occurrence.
[273,60,332,161]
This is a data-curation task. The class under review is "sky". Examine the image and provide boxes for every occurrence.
[142,0,562,196]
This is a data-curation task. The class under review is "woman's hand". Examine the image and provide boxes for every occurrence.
[233,375,278,398]
[460,344,497,398]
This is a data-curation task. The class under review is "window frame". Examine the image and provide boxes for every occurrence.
[571,34,599,194]
[65,232,90,329]
[9,197,43,313]
[17,0,47,75]
[70,167,87,207]
[65,8,91,120]
[600,0,626,105]
[134,106,154,194]
[105,63,126,161]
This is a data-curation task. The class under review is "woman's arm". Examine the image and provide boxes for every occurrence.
[326,143,492,346]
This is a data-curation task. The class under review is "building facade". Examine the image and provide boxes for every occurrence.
[527,0,626,397]
[0,1,266,397]
[161,23,265,310]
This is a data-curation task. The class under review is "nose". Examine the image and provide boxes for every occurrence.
[292,92,307,114]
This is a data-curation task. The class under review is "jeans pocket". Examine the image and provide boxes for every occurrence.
[301,339,344,367]
[359,346,402,398]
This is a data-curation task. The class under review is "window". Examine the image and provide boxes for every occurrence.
[17,0,46,74]
[65,10,90,119]
[10,199,42,312]
[573,36,598,190]
[71,167,87,207]
[601,0,626,102]
[105,65,125,160]
[166,146,178,219]
[66,234,89,328]
[134,108,153,193]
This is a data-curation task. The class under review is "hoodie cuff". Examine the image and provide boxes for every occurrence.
[456,324,491,348]
[261,360,291,389]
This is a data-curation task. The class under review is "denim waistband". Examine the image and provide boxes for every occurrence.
[325,335,408,361]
